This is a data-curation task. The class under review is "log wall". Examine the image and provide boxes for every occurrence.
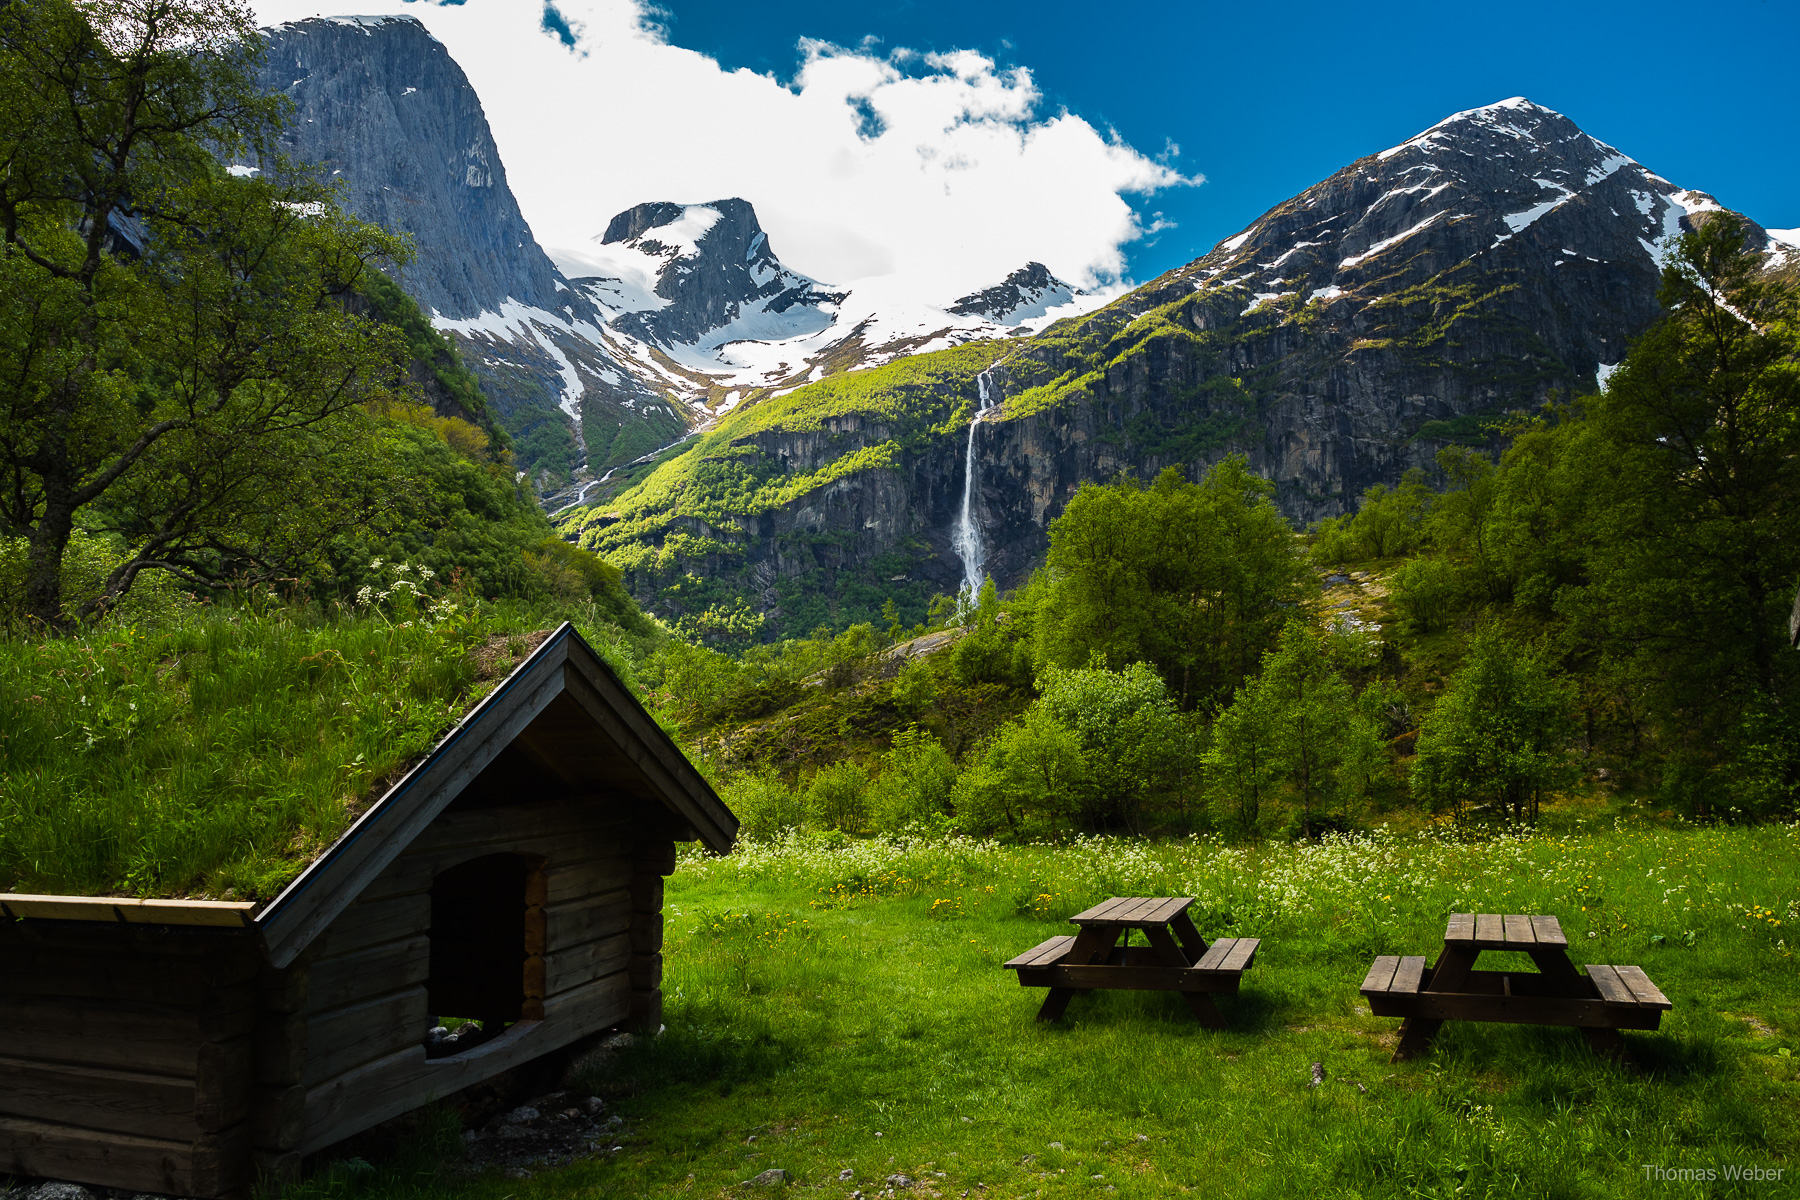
[0,921,259,1196]
[279,797,650,1158]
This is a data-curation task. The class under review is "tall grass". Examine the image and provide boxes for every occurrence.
[272,823,1799,1199]
[0,608,499,900]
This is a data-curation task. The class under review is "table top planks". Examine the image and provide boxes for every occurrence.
[1445,912,1568,950]
[1070,896,1194,927]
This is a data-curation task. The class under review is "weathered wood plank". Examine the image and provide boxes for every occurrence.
[299,971,630,1155]
[1013,965,1243,994]
[628,953,663,991]
[547,854,634,906]
[1365,990,1664,1029]
[629,875,664,914]
[302,988,429,1088]
[1002,935,1076,970]
[1217,938,1259,973]
[1444,913,1476,944]
[312,895,429,962]
[306,937,431,1012]
[1585,964,1637,1006]
[0,894,254,927]
[628,986,663,1031]
[1360,956,1401,994]
[1196,938,1242,973]
[1502,915,1535,945]
[0,948,259,1004]
[545,933,631,996]
[1529,914,1568,947]
[629,910,664,954]
[1474,914,1503,944]
[407,802,628,857]
[545,888,631,948]
[1612,965,1672,1010]
[193,1038,252,1133]
[0,1114,249,1197]
[631,840,677,877]
[1069,897,1132,924]
[0,1056,198,1141]
[1391,955,1428,995]
[0,996,253,1077]
[362,830,625,903]
[252,1085,304,1152]
[254,1010,306,1087]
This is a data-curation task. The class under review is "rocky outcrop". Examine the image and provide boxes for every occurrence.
[948,262,1083,325]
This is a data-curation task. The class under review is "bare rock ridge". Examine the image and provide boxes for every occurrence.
[948,262,1083,325]
[576,198,843,349]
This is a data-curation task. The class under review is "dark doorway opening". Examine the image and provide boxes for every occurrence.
[425,852,545,1057]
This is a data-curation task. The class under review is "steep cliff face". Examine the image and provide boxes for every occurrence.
[254,16,681,491]
[948,263,1084,325]
[570,99,1787,637]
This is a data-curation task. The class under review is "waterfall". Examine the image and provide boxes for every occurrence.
[950,369,996,603]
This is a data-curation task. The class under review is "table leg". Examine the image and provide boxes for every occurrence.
[1169,911,1209,962]
[1579,1027,1631,1062]
[1034,926,1119,1023]
[1533,948,1633,1062]
[1390,945,1477,1062]
[1181,992,1227,1030]
[1037,988,1079,1023]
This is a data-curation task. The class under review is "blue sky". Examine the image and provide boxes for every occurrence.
[653,0,1800,282]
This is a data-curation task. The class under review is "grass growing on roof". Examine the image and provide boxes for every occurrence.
[276,822,1798,1199]
[0,606,571,902]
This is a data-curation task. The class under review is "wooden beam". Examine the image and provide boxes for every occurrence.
[0,895,255,927]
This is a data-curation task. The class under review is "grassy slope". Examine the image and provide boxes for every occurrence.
[286,824,1798,1199]
[557,340,1007,638]
[0,606,640,901]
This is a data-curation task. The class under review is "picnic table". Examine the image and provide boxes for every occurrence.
[1362,912,1672,1061]
[1002,896,1259,1027]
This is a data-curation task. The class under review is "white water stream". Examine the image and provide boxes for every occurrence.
[950,369,997,602]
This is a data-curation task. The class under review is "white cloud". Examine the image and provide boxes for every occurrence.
[252,0,1197,302]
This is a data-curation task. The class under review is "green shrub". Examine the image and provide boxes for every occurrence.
[722,771,808,841]
[867,726,957,832]
[805,761,871,832]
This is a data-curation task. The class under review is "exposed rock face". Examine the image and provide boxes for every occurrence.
[256,15,574,322]
[582,99,1784,634]
[948,262,1083,325]
[580,198,841,347]
[964,97,1747,581]
[253,15,679,491]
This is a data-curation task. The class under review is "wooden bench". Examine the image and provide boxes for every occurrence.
[1362,913,1672,1060]
[1002,897,1259,1027]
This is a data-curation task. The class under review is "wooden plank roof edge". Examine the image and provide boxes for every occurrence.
[0,893,256,926]
[254,623,736,961]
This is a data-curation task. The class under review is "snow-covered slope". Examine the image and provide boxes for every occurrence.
[947,262,1085,324]
[542,200,1102,428]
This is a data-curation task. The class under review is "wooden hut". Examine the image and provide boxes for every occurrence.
[0,624,736,1196]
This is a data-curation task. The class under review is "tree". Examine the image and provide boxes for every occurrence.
[0,0,413,624]
[1412,627,1577,824]
[1578,214,1800,764]
[1036,457,1311,711]
[1035,660,1192,832]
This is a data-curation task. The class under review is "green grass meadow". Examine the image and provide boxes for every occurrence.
[295,823,1800,1200]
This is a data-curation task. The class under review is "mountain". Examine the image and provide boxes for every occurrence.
[253,17,1104,499]
[253,15,683,489]
[948,263,1084,325]
[561,98,1790,640]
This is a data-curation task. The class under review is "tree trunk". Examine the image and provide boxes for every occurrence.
[23,495,73,627]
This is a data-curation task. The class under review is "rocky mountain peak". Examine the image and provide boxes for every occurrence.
[947,262,1083,325]
[570,197,839,348]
